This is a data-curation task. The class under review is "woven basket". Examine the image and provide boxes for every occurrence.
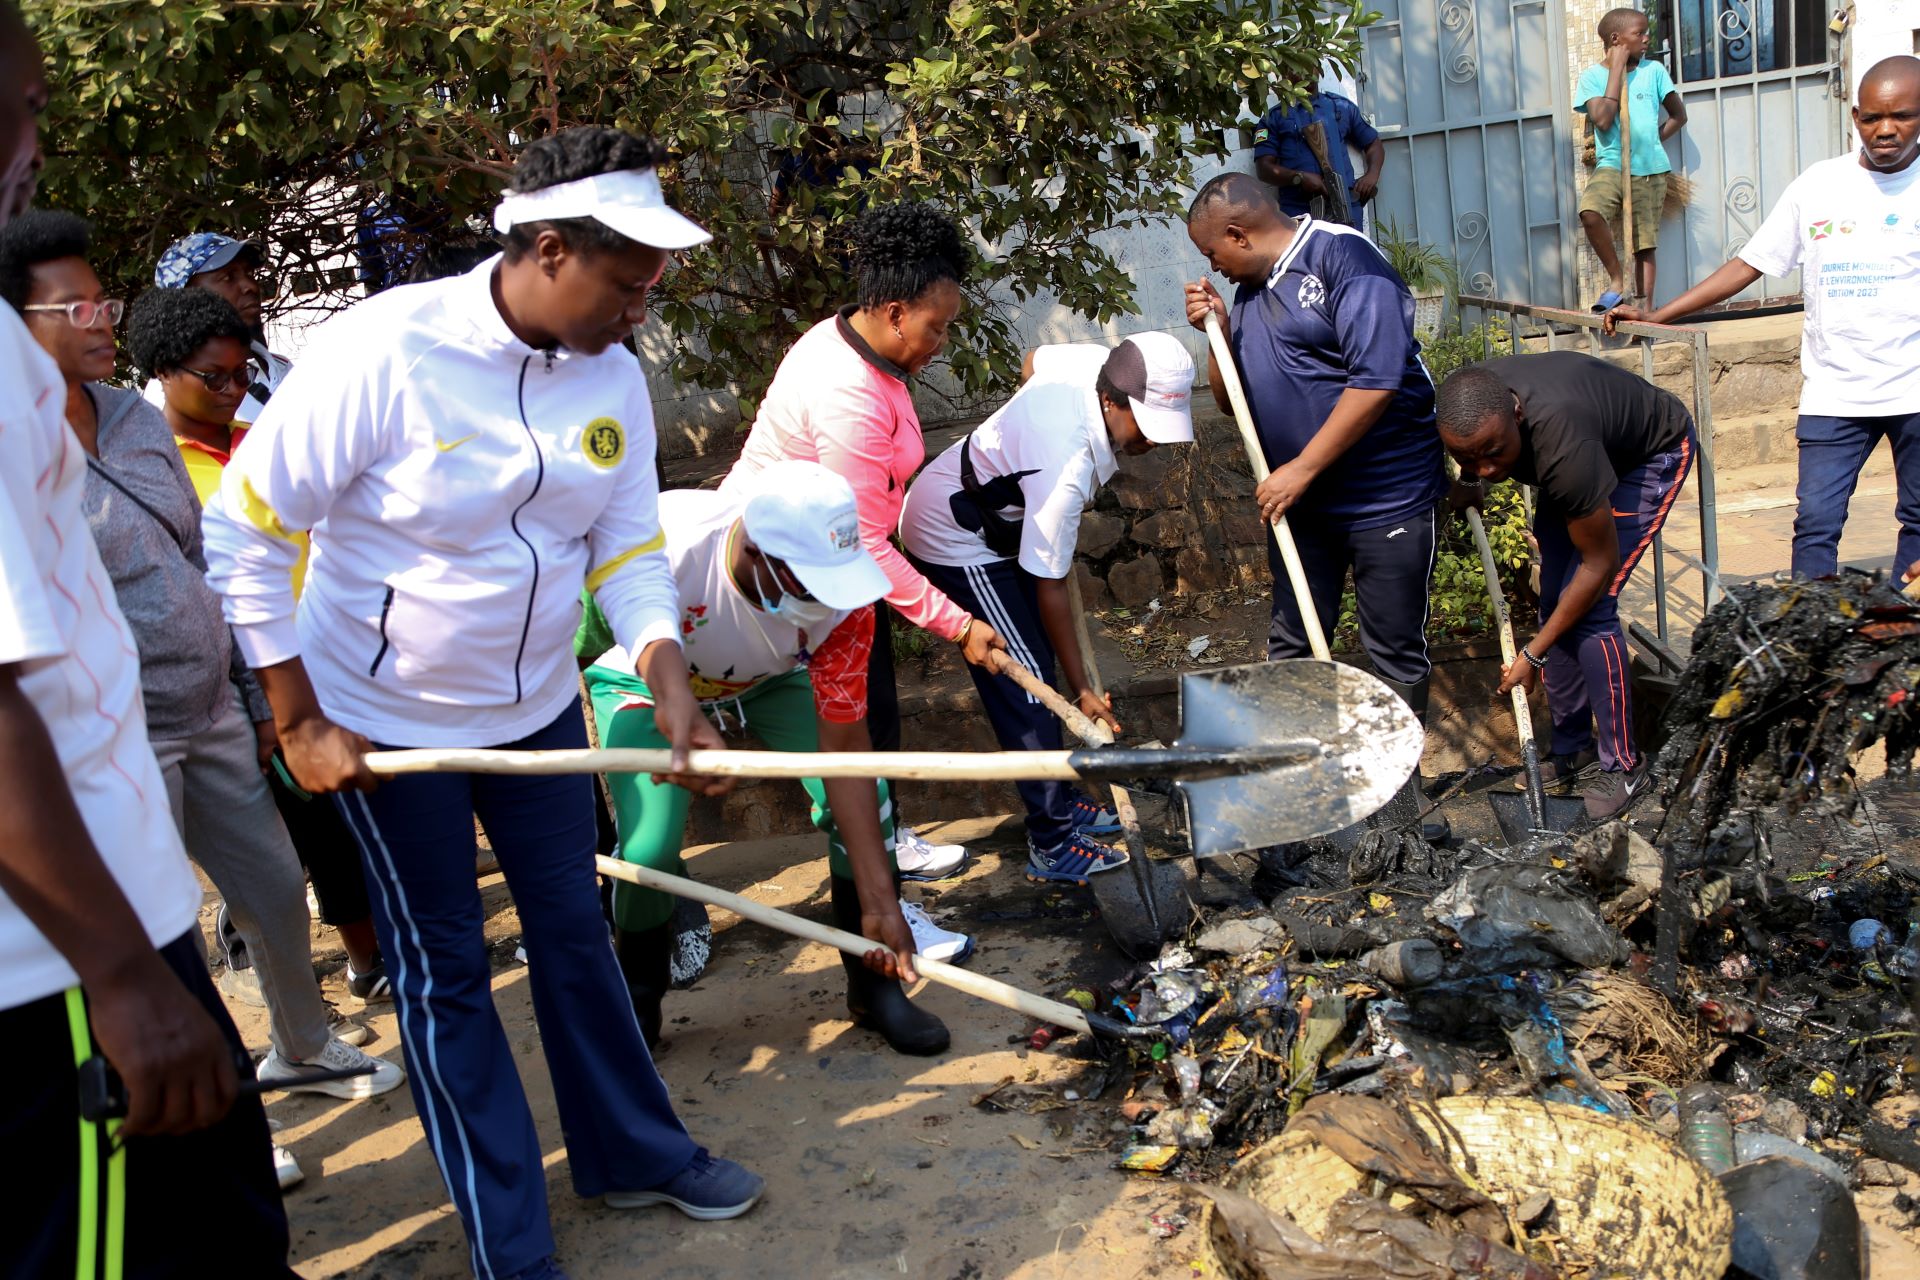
[1202,1096,1732,1280]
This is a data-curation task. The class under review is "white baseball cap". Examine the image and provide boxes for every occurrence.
[1105,331,1196,444]
[741,461,892,610]
[492,168,712,251]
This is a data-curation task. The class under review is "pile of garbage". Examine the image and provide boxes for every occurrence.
[1657,573,1920,848]
[993,576,1920,1275]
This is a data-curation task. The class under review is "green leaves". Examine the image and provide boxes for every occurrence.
[30,0,1363,415]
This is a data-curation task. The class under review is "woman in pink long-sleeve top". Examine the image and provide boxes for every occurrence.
[722,203,1007,1012]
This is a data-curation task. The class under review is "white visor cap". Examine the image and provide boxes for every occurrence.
[492,168,712,251]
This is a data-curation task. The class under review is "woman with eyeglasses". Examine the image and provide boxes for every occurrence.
[2,211,403,1188]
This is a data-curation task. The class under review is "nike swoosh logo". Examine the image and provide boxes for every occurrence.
[434,433,478,453]
[1385,527,1408,538]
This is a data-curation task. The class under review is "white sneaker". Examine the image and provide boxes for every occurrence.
[900,898,973,964]
[895,826,967,882]
[217,965,266,1009]
[257,1038,405,1100]
[273,1143,305,1190]
[328,1013,372,1048]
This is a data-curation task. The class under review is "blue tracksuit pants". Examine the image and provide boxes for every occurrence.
[915,556,1081,852]
[335,699,695,1280]
[1535,427,1695,773]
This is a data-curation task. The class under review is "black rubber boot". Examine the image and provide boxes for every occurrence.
[613,923,673,1051]
[1381,676,1451,845]
[829,875,949,1056]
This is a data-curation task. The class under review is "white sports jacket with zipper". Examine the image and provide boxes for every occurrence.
[202,256,680,748]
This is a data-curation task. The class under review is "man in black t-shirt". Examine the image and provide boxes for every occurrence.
[1435,352,1695,819]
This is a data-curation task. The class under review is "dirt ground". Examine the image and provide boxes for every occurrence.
[227,813,1212,1280]
[218,797,1920,1280]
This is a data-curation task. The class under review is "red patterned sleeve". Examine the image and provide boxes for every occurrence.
[807,604,874,724]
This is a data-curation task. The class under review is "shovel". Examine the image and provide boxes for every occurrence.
[592,854,1158,1042]
[364,660,1422,857]
[1203,312,1421,843]
[1464,507,1586,842]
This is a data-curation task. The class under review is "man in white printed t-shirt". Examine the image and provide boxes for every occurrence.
[0,8,294,1270]
[1610,55,1920,578]
[899,331,1195,886]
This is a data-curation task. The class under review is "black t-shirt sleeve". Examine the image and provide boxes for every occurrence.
[1539,434,1619,521]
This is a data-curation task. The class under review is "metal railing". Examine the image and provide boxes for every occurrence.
[1454,296,1722,658]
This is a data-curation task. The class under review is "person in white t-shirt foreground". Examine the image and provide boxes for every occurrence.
[0,5,296,1274]
[899,332,1196,883]
[1608,55,1920,578]
[201,127,763,1278]
[579,461,962,1056]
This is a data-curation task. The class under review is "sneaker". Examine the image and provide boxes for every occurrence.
[273,1143,305,1191]
[604,1148,764,1220]
[257,1037,406,1100]
[1517,749,1601,795]
[1025,831,1129,886]
[218,964,266,1009]
[1068,795,1123,835]
[1582,764,1650,821]
[894,826,968,881]
[899,899,973,964]
[347,962,392,1005]
[328,1012,372,1048]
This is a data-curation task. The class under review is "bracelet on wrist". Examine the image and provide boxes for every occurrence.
[1521,647,1548,670]
[955,617,973,646]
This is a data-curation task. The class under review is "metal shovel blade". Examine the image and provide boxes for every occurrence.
[1168,659,1423,857]
[1488,787,1589,845]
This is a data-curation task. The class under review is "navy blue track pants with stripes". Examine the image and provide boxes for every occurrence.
[1534,426,1695,773]
[335,698,695,1280]
[916,556,1079,851]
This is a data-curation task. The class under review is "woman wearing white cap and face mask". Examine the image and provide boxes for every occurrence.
[200,128,762,1279]
[899,333,1196,885]
[578,460,959,1057]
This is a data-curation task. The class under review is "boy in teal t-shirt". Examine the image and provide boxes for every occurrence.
[1576,8,1687,309]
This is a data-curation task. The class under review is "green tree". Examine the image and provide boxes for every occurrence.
[29,0,1367,413]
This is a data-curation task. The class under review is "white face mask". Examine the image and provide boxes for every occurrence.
[755,562,837,633]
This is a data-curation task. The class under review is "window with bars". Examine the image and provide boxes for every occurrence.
[1661,0,1831,81]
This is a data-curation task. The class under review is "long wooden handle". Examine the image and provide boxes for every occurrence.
[1465,508,1535,751]
[990,651,1112,746]
[368,746,1092,782]
[1203,313,1331,661]
[593,855,1104,1036]
[1618,86,1635,290]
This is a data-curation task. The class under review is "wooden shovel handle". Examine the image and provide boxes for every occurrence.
[592,855,1099,1037]
[1466,507,1537,751]
[989,650,1113,746]
[1203,314,1332,661]
[366,746,1090,782]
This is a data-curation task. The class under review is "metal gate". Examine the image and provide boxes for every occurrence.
[1358,0,1580,308]
[1651,0,1846,306]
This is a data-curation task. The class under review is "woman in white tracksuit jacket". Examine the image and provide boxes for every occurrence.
[201,130,763,1280]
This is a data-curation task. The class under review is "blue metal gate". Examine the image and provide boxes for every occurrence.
[1650,0,1846,306]
[1358,0,1580,308]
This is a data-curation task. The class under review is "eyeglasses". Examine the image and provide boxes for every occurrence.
[176,366,254,394]
[22,299,125,328]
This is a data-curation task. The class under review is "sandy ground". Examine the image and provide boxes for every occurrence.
[226,813,1210,1280]
[217,798,1920,1280]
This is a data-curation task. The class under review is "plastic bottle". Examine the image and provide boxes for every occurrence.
[1678,1083,1735,1175]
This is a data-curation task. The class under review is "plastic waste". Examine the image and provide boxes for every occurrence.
[1359,939,1444,987]
[1678,1084,1735,1175]
[1426,863,1626,969]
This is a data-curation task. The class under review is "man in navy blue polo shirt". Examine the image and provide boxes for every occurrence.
[1251,72,1385,230]
[1184,172,1446,833]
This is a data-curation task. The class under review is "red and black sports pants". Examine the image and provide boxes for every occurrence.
[1535,423,1695,773]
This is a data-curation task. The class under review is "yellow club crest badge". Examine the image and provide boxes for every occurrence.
[582,417,625,468]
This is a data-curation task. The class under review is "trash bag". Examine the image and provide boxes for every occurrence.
[1426,864,1626,969]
